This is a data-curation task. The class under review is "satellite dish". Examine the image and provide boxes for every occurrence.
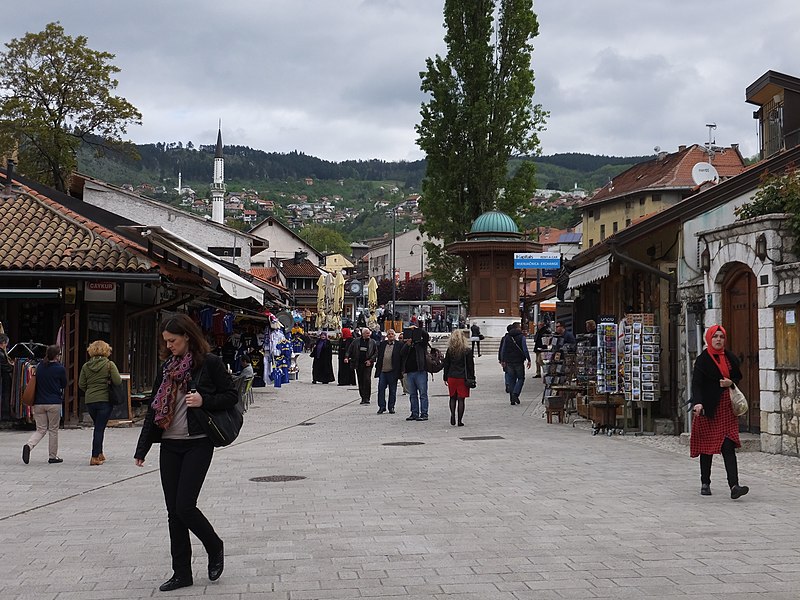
[653,145,661,153]
[691,162,719,186]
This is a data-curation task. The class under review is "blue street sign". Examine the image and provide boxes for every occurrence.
[513,252,561,269]
[541,269,558,278]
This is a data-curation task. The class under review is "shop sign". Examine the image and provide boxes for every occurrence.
[85,281,117,302]
[513,252,561,269]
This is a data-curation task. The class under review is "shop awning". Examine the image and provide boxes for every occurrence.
[0,288,62,299]
[769,293,800,308]
[119,226,264,304]
[567,255,612,290]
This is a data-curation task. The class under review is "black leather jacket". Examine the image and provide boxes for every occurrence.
[690,349,742,420]
[134,353,237,460]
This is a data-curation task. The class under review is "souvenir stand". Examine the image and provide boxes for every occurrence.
[589,318,624,435]
[621,313,661,434]
[572,337,597,427]
[542,334,578,424]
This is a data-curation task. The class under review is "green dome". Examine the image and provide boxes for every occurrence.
[470,210,519,234]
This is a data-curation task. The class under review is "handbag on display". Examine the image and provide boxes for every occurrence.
[729,383,748,417]
[21,368,36,407]
[107,362,126,406]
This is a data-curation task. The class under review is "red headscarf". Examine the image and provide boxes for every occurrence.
[704,324,730,379]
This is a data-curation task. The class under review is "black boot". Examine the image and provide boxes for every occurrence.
[457,397,465,426]
[449,396,457,426]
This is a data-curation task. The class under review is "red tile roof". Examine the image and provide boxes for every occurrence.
[584,145,746,207]
[0,192,154,272]
[277,259,322,278]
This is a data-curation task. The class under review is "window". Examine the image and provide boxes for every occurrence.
[594,210,600,221]
[639,197,645,206]
[588,209,594,218]
[600,224,606,240]
[588,239,594,247]
[613,222,618,233]
[625,201,632,209]
[626,218,631,227]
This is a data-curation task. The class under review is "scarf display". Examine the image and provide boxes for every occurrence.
[704,324,730,379]
[152,352,194,430]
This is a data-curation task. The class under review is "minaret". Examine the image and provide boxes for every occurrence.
[210,124,226,223]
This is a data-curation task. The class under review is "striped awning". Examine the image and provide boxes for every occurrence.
[567,255,611,290]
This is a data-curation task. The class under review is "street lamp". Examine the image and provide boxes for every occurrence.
[410,243,425,302]
[391,205,397,321]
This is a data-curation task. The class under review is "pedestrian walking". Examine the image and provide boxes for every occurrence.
[400,325,430,420]
[690,324,749,499]
[337,328,356,386]
[532,321,550,378]
[78,340,122,465]
[134,314,237,592]
[374,328,402,414]
[344,327,377,404]
[443,330,475,427]
[498,322,531,405]
[310,331,335,384]
[22,344,66,465]
[469,322,482,357]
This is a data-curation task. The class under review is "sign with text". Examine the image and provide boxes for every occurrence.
[84,281,117,302]
[513,252,561,269]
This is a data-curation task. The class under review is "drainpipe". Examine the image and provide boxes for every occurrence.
[609,243,681,434]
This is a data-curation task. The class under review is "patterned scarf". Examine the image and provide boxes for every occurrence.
[152,352,193,430]
[704,324,730,379]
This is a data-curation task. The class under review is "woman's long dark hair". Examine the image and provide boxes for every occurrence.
[160,313,211,366]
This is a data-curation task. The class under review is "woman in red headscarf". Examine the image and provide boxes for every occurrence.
[690,325,748,499]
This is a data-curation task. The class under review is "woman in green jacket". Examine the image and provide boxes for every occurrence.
[78,340,122,465]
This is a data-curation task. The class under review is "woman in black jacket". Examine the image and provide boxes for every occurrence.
[134,314,237,592]
[689,324,748,499]
[443,330,475,426]
[310,331,335,384]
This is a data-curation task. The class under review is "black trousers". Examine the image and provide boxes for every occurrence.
[699,437,739,488]
[355,365,372,401]
[160,438,222,579]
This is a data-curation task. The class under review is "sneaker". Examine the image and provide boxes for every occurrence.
[388,409,395,414]
[359,400,370,405]
[406,415,418,421]
[48,457,63,464]
[730,485,749,499]
[22,444,31,465]
[418,415,428,421]
[377,408,386,414]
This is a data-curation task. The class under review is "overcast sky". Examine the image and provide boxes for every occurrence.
[2,1,799,162]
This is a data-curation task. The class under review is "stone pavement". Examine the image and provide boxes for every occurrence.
[2,352,800,599]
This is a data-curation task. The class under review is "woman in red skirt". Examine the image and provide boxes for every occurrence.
[690,324,749,499]
[443,330,475,426]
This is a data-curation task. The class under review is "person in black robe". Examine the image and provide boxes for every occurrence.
[337,328,356,386]
[311,332,335,384]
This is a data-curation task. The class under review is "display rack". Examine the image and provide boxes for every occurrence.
[542,335,579,424]
[621,313,661,434]
[588,317,623,435]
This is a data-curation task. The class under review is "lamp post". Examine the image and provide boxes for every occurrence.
[410,243,425,302]
[391,206,397,322]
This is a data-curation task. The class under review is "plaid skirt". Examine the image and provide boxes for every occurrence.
[690,388,741,457]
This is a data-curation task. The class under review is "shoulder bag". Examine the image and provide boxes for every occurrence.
[729,383,748,417]
[21,367,36,407]
[195,360,244,447]
[107,362,126,406]
[464,353,476,389]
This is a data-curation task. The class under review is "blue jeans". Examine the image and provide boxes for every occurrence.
[87,401,113,457]
[504,362,526,397]
[377,372,399,411]
[405,370,429,417]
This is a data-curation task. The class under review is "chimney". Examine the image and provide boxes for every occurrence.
[678,145,686,152]
[1,159,16,198]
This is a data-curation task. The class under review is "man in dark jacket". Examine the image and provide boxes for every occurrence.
[344,327,378,404]
[532,321,550,378]
[374,329,402,414]
[400,326,430,420]
[498,322,531,405]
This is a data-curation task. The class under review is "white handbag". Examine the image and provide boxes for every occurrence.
[729,384,748,417]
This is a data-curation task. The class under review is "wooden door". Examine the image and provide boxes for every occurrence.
[722,267,760,432]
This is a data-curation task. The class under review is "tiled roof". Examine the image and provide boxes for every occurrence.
[0,192,154,272]
[278,259,322,278]
[584,145,745,207]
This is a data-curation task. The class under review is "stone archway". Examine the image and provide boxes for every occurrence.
[721,264,760,432]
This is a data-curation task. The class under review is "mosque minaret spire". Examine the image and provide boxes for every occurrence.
[210,122,226,224]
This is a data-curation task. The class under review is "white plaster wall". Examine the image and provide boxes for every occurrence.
[82,181,254,269]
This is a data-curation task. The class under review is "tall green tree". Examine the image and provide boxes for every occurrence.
[298,224,351,256]
[0,22,141,192]
[416,0,547,245]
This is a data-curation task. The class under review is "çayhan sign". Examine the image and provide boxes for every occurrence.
[84,281,117,302]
